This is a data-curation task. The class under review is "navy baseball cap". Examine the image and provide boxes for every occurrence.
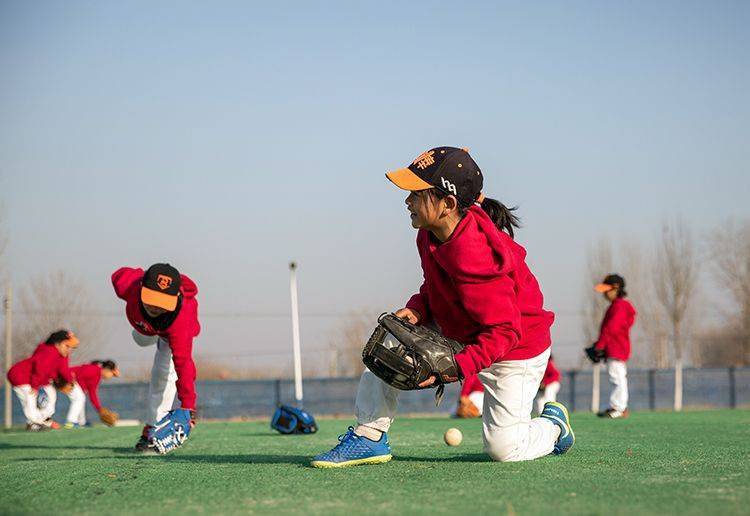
[386,146,484,206]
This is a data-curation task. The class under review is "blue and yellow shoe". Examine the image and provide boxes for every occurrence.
[311,427,392,468]
[541,402,575,455]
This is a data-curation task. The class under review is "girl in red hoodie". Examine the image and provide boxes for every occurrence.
[63,360,120,428]
[593,274,636,418]
[112,263,200,451]
[312,147,574,468]
[6,330,79,431]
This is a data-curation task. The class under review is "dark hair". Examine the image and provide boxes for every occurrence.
[617,287,628,298]
[91,359,117,371]
[45,330,71,345]
[426,190,521,238]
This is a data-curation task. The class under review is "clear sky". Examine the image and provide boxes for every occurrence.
[1,1,748,374]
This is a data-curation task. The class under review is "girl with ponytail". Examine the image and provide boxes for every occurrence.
[312,147,572,468]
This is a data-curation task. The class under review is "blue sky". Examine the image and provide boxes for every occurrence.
[1,1,748,373]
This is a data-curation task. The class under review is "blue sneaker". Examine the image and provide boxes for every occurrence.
[310,427,392,468]
[541,402,575,455]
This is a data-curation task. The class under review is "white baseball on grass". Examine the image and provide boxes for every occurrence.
[444,427,462,446]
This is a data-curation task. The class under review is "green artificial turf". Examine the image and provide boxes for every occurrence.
[1,410,748,515]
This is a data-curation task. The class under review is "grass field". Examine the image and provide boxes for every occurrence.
[1,410,748,515]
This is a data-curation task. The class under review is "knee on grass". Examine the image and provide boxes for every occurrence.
[484,434,522,463]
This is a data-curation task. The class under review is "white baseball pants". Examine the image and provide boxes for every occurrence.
[607,359,628,412]
[535,381,561,415]
[356,347,559,462]
[65,383,87,425]
[13,384,56,425]
[132,330,178,426]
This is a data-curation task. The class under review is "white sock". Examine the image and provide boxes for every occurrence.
[354,425,383,441]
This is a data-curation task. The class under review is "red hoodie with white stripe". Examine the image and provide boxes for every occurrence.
[111,267,200,410]
[405,205,555,378]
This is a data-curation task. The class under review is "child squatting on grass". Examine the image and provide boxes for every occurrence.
[311,147,575,467]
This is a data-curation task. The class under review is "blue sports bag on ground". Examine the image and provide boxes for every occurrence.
[271,405,318,434]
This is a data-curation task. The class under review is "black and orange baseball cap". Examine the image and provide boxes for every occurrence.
[386,147,484,206]
[141,263,182,311]
[595,274,625,293]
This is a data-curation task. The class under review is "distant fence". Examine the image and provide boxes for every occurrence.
[2,367,748,425]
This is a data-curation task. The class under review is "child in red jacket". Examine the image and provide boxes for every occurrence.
[594,274,636,419]
[6,330,79,431]
[112,263,200,451]
[312,147,574,467]
[535,355,562,415]
[455,373,484,418]
[63,360,120,428]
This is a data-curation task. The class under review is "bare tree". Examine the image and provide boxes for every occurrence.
[619,240,669,368]
[654,219,698,411]
[707,219,750,365]
[582,238,613,346]
[327,310,379,377]
[16,270,103,362]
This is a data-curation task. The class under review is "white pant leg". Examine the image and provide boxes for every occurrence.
[535,381,561,414]
[132,329,159,347]
[65,384,87,425]
[608,360,628,411]
[354,369,401,433]
[38,385,57,421]
[13,385,46,425]
[468,391,485,416]
[146,338,178,426]
[479,348,559,462]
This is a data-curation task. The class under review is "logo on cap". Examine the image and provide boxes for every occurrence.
[156,274,173,291]
[413,150,436,170]
[441,177,457,195]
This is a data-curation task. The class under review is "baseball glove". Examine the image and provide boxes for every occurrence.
[456,396,480,418]
[362,313,464,405]
[99,407,119,426]
[585,344,606,364]
[149,408,192,454]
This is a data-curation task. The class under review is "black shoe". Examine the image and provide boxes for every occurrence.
[134,435,158,453]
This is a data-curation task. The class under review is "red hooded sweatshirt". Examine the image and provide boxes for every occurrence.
[71,363,104,412]
[7,343,73,389]
[594,297,636,362]
[541,358,561,386]
[112,267,200,410]
[405,205,555,378]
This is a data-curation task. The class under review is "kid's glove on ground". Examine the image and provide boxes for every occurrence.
[99,407,119,426]
[456,396,481,418]
[363,313,464,405]
[149,408,192,454]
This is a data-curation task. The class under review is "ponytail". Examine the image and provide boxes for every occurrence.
[480,197,521,238]
[91,359,117,370]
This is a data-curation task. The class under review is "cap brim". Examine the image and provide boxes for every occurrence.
[385,168,434,191]
[141,287,179,311]
[594,283,614,293]
[63,335,80,349]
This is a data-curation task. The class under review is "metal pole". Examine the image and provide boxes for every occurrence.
[728,367,736,409]
[591,363,600,413]
[569,370,577,412]
[4,287,11,429]
[289,262,303,407]
[648,369,656,411]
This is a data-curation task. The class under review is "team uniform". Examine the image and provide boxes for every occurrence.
[64,363,106,427]
[594,297,636,416]
[535,357,561,415]
[7,341,74,428]
[111,266,200,447]
[313,147,574,467]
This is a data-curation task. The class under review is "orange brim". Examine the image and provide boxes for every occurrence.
[141,287,178,311]
[63,335,80,349]
[594,283,614,293]
[385,168,434,191]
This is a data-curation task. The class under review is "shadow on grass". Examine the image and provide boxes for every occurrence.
[395,453,492,463]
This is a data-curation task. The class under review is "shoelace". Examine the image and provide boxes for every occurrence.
[328,427,359,453]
